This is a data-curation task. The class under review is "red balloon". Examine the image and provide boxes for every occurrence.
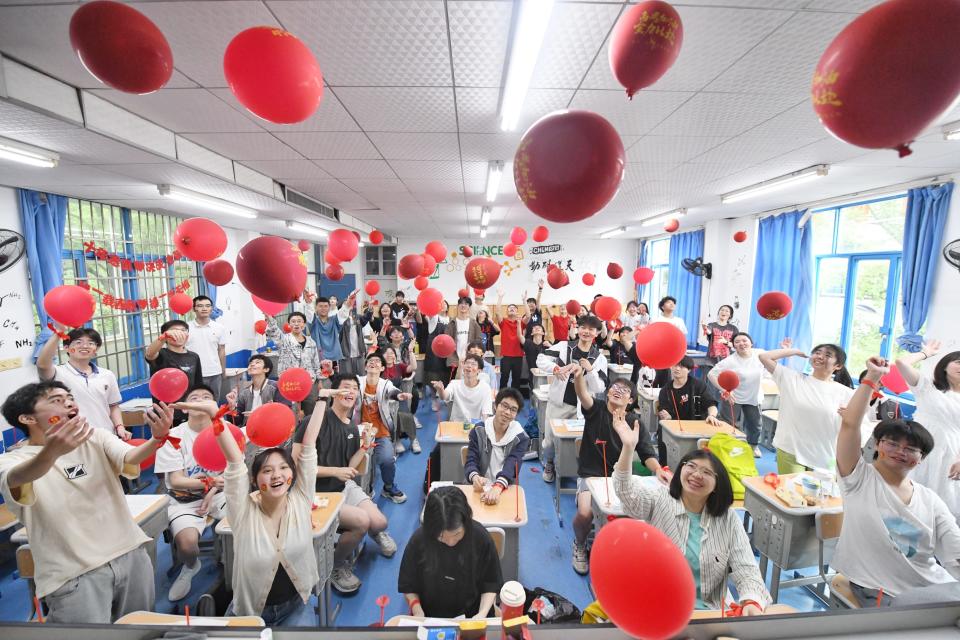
[282,323,292,333]
[254,319,267,335]
[236,236,307,303]
[607,262,624,279]
[424,241,447,264]
[223,26,323,125]
[247,402,296,447]
[277,369,313,403]
[664,218,680,233]
[297,239,311,252]
[324,250,341,266]
[420,253,437,278]
[594,296,622,322]
[202,259,234,286]
[608,1,684,98]
[582,273,596,286]
[69,0,173,94]
[547,268,569,289]
[168,293,193,315]
[591,519,694,640]
[417,287,444,316]
[635,323,687,369]
[510,227,527,246]
[328,229,359,263]
[365,281,381,296]
[431,334,456,359]
[566,300,582,316]
[193,424,246,473]
[324,263,345,281]
[532,225,550,243]
[43,285,96,327]
[149,367,189,403]
[252,295,287,317]
[460,245,474,258]
[733,230,748,243]
[473,288,485,297]
[515,111,625,223]
[174,218,227,262]
[811,0,960,156]
[756,291,793,320]
[504,243,518,258]
[127,438,155,470]
[633,267,655,285]
[881,365,910,395]
[414,276,430,291]
[369,229,384,245]
[717,370,741,393]
[457,288,469,299]
[398,254,425,280]
[464,258,502,290]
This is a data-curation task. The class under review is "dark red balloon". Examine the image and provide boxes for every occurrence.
[417,287,444,316]
[504,243,518,258]
[460,246,474,258]
[717,370,740,393]
[431,334,456,359]
[252,295,287,316]
[582,273,596,286]
[633,267,655,285]
[202,259,234,286]
[370,229,384,245]
[566,300,582,316]
[510,227,527,246]
[168,293,193,315]
[236,236,308,303]
[532,225,549,242]
[324,263,345,281]
[414,276,429,291]
[514,111,625,223]
[149,368,189,403]
[424,241,447,264]
[282,323,292,333]
[420,253,437,278]
[811,0,960,156]
[247,402,296,446]
[364,281,380,296]
[608,1,684,98]
[457,288,469,299]
[223,26,323,125]
[278,369,313,403]
[594,296,622,322]
[398,254,424,280]
[328,229,359,263]
[254,319,267,335]
[43,285,96,327]
[664,218,680,233]
[127,438,155,470]
[174,218,227,262]
[607,262,624,279]
[756,291,793,320]
[464,258,502,290]
[297,239,311,252]
[547,268,569,289]
[324,251,341,266]
[635,322,687,369]
[69,0,173,94]
[733,230,748,243]
[193,424,246,473]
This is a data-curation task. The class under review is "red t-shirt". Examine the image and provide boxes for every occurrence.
[551,316,570,342]
[499,319,526,357]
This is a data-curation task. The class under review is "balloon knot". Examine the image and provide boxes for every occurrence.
[896,144,913,158]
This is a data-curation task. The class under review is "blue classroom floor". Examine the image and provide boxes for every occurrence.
[0,397,826,625]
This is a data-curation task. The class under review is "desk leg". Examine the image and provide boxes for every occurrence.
[502,529,520,583]
[770,565,782,603]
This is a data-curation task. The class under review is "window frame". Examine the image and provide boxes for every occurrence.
[644,238,670,311]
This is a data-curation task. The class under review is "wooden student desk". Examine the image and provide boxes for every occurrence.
[458,484,527,583]
[761,377,781,411]
[742,473,843,603]
[116,611,265,626]
[216,492,344,625]
[549,419,583,519]
[659,419,745,470]
[435,421,474,482]
[531,386,550,459]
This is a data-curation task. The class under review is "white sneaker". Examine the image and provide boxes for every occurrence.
[394,441,406,455]
[374,531,397,558]
[572,542,589,575]
[542,463,556,483]
[411,438,422,454]
[414,417,423,430]
[331,566,361,594]
[753,446,762,458]
[168,560,202,601]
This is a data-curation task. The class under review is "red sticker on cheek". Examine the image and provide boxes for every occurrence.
[48,416,62,425]
[259,484,268,492]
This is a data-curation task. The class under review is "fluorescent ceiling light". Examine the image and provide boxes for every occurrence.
[480,227,488,239]
[641,208,687,227]
[286,221,328,238]
[485,161,504,202]
[0,136,59,168]
[480,206,491,227]
[157,184,257,219]
[943,120,960,141]
[721,165,830,204]
[500,0,556,131]
[599,226,626,239]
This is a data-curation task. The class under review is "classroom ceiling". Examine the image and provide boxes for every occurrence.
[0,0,958,240]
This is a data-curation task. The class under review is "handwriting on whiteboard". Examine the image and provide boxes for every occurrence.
[0,290,31,356]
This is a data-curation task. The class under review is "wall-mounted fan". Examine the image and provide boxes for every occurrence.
[682,257,712,279]
[944,238,960,274]
[0,229,26,274]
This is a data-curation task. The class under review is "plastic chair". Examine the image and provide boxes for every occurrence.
[815,511,858,608]
[486,527,505,560]
[460,446,469,468]
[15,544,36,620]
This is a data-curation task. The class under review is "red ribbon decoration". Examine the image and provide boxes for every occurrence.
[515,460,521,523]
[669,389,683,432]
[47,322,71,342]
[156,433,182,450]
[764,472,780,489]
[76,279,190,312]
[200,475,217,493]
[211,404,237,436]
[83,240,182,273]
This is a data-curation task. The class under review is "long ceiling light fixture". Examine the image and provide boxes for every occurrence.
[480,206,492,227]
[157,184,257,219]
[286,221,328,238]
[599,226,626,239]
[0,136,59,168]
[641,207,687,227]
[720,165,830,204]
[942,120,960,141]
[485,161,504,202]
[499,0,556,131]
[480,227,488,239]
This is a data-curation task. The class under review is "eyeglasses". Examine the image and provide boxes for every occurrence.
[879,439,922,458]
[498,403,520,414]
[682,461,717,480]
[68,340,98,348]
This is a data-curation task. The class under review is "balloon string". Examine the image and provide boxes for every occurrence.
[211,404,237,436]
[33,595,44,623]
[46,322,70,342]
[876,588,884,607]
[670,389,683,432]
[515,460,521,522]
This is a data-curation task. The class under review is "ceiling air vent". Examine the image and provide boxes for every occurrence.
[282,185,339,221]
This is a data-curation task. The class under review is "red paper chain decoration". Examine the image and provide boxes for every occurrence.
[83,241,182,272]
[77,279,190,312]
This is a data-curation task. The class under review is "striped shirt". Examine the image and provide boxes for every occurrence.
[266,316,322,380]
[613,469,770,610]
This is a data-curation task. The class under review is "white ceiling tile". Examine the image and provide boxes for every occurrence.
[283,179,355,195]
[94,162,230,191]
[341,178,409,192]
[238,160,332,181]
[458,132,522,163]
[181,132,300,160]
[569,89,694,136]
[649,92,800,138]
[275,132,381,160]
[665,0,807,7]
[455,87,573,134]
[368,132,460,161]
[530,2,621,89]
[268,0,452,86]
[87,88,263,133]
[626,136,727,165]
[803,0,885,12]
[7,128,166,165]
[390,160,463,182]
[314,159,396,179]
[336,87,457,133]
[209,88,360,132]
[0,99,82,134]
[448,1,511,88]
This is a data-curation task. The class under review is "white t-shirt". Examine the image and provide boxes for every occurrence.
[52,362,121,432]
[834,458,960,595]
[621,312,648,331]
[186,319,226,376]
[909,375,960,517]
[771,363,865,469]
[652,315,688,338]
[455,318,471,360]
[0,429,148,597]
[711,350,767,406]
[481,418,526,483]
[155,423,220,500]
[445,379,493,423]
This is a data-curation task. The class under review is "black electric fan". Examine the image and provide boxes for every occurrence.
[681,257,712,279]
[0,229,25,274]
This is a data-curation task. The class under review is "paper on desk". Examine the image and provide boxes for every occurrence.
[168,617,230,626]
[398,616,466,627]
[564,419,585,431]
[120,398,154,410]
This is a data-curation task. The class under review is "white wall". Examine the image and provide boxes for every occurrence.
[396,237,640,305]
[920,172,960,374]
[214,226,262,355]
[700,218,759,333]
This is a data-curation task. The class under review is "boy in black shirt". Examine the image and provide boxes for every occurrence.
[390,291,410,322]
[518,322,551,377]
[569,365,669,575]
[606,326,642,385]
[145,319,203,422]
[657,356,721,423]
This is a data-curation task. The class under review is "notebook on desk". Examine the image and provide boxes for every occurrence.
[563,419,585,432]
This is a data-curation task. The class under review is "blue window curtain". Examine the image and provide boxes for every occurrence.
[898,182,953,352]
[637,239,649,304]
[749,209,814,365]
[18,189,68,359]
[667,229,704,347]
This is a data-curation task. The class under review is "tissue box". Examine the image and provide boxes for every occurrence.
[417,626,459,640]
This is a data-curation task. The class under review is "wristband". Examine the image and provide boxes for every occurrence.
[408,598,421,612]
[861,377,883,401]
[114,423,125,431]
[47,323,71,342]
[739,599,763,612]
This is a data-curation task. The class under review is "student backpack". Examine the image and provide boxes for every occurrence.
[706,432,758,500]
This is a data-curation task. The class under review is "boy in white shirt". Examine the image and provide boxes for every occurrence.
[186,295,227,400]
[154,384,228,601]
[432,354,493,423]
[0,381,172,623]
[834,356,960,606]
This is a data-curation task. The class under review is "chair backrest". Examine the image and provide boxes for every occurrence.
[696,438,710,450]
[15,544,33,579]
[460,446,468,468]
[575,437,582,456]
[486,527,505,559]
[815,511,844,541]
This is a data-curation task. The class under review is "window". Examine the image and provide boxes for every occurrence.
[811,195,906,371]
[644,238,670,311]
[57,199,206,387]
[364,245,396,277]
